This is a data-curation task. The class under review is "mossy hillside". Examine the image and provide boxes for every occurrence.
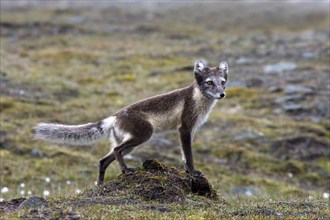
[1,161,329,219]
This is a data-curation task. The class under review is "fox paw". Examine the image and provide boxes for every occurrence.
[186,169,204,177]
[123,167,136,175]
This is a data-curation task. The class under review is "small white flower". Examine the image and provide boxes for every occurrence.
[20,190,25,195]
[1,187,9,193]
[308,195,313,200]
[288,173,293,178]
[27,191,32,195]
[20,183,25,188]
[245,190,253,197]
[0,198,3,202]
[66,180,71,185]
[45,177,51,183]
[323,192,329,199]
[43,190,50,197]
[94,181,98,186]
[75,189,81,194]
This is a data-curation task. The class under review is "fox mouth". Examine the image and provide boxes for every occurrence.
[215,95,225,100]
[203,92,225,100]
[210,92,226,99]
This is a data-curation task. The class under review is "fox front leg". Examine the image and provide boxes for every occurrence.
[179,127,203,177]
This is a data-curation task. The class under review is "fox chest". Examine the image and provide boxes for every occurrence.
[192,99,217,132]
[146,102,184,132]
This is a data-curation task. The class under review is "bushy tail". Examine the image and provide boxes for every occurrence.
[33,117,115,145]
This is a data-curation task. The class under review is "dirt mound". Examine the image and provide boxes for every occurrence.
[89,160,217,203]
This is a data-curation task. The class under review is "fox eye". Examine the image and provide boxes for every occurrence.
[221,78,226,85]
[206,81,214,86]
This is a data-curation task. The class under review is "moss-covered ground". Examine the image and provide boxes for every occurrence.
[0,2,329,219]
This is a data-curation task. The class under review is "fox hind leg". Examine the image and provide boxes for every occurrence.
[113,137,150,174]
[98,151,116,185]
[113,117,153,174]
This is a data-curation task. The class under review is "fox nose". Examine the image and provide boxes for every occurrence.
[220,93,225,99]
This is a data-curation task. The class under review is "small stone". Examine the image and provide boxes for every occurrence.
[245,78,263,88]
[264,62,297,74]
[227,81,246,88]
[274,95,304,104]
[282,103,305,113]
[285,85,314,95]
[31,148,44,157]
[302,52,316,59]
[236,56,255,65]
[0,130,8,146]
[268,86,283,93]
[18,196,47,209]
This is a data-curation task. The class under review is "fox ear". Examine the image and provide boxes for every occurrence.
[219,61,228,76]
[219,61,228,72]
[194,60,207,73]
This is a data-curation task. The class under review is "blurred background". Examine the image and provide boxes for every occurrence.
[0,0,329,202]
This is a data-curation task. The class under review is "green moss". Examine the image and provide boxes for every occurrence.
[0,97,15,112]
[226,87,263,100]
[273,160,305,174]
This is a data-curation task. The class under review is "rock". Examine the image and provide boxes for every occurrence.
[274,95,304,104]
[263,62,297,74]
[66,16,85,24]
[284,85,314,95]
[235,56,255,65]
[245,78,263,88]
[31,148,44,158]
[282,103,307,113]
[149,71,163,77]
[268,86,283,93]
[270,136,329,160]
[18,196,47,209]
[227,81,246,88]
[302,52,316,59]
[0,130,9,148]
[231,187,263,197]
[274,93,311,113]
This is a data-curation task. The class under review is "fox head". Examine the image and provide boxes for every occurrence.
[193,60,228,100]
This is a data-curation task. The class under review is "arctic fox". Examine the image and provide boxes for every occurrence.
[34,60,228,185]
